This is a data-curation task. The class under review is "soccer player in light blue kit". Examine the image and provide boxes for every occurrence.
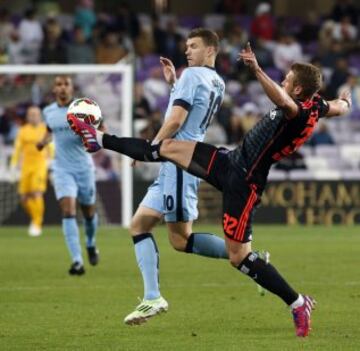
[123,28,228,324]
[37,76,99,275]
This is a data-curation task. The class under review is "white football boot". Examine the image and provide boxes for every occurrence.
[124,296,168,325]
[28,223,42,237]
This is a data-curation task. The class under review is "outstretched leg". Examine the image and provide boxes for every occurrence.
[67,114,199,171]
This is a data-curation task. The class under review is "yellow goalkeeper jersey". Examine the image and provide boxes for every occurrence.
[10,123,53,171]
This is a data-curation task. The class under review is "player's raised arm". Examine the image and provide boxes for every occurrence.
[324,89,352,118]
[160,56,177,86]
[238,43,298,119]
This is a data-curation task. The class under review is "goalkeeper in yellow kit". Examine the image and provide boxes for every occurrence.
[10,105,53,236]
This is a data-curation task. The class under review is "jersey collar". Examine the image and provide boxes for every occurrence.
[56,98,74,108]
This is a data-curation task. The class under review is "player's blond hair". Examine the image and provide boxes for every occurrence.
[291,63,322,99]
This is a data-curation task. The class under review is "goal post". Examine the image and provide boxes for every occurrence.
[0,64,134,227]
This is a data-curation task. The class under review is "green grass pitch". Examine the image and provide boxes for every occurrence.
[0,225,359,351]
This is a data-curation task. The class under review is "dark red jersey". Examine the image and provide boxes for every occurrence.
[228,94,330,189]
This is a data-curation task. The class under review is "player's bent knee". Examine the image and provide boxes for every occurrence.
[129,220,143,236]
[228,252,249,268]
[130,218,152,236]
[169,240,186,252]
[168,234,187,252]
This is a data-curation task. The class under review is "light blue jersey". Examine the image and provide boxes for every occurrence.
[165,66,225,142]
[43,102,94,173]
[43,102,95,204]
[142,66,225,222]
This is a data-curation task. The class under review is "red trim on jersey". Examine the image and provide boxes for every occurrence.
[206,150,218,175]
[272,106,319,161]
[246,125,286,181]
[234,185,257,242]
[300,99,314,109]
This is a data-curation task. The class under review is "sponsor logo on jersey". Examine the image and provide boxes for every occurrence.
[270,109,277,120]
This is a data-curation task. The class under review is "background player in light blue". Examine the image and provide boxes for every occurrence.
[37,76,99,275]
[123,28,228,325]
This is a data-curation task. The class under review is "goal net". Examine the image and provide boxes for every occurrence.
[0,64,133,227]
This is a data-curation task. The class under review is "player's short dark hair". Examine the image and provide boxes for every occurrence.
[187,28,219,53]
[290,62,322,99]
[54,75,73,84]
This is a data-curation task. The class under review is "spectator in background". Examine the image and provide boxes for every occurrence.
[40,17,67,64]
[327,57,349,98]
[216,94,233,144]
[275,151,306,171]
[138,109,162,141]
[221,22,248,65]
[151,14,167,55]
[230,102,260,143]
[237,102,260,132]
[330,0,358,26]
[18,8,43,63]
[308,121,335,146]
[74,0,96,41]
[0,107,11,143]
[0,46,7,64]
[204,118,227,145]
[250,2,274,42]
[66,26,95,63]
[134,26,155,57]
[142,66,169,110]
[318,20,336,54]
[92,150,118,181]
[252,39,274,68]
[172,37,188,69]
[95,29,128,64]
[332,15,358,52]
[338,74,360,111]
[134,82,151,120]
[273,34,303,74]
[297,11,320,44]
[157,19,183,65]
[0,8,14,52]
[7,29,26,64]
[320,40,344,68]
[113,2,140,41]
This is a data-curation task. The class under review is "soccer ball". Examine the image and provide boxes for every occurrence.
[67,97,103,129]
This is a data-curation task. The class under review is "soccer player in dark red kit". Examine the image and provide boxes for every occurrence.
[68,43,352,337]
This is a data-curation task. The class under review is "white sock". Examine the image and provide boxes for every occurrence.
[96,130,104,147]
[290,294,304,309]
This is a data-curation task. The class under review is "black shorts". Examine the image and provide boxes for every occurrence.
[189,142,260,243]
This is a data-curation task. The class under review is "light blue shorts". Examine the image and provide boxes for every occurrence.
[52,167,96,205]
[141,162,200,222]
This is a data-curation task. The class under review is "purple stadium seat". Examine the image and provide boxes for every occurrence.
[348,55,360,71]
[142,54,159,70]
[234,93,251,106]
[155,95,169,113]
[136,68,149,82]
[284,16,304,34]
[233,15,252,31]
[303,41,319,56]
[179,15,203,29]
[349,109,360,121]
